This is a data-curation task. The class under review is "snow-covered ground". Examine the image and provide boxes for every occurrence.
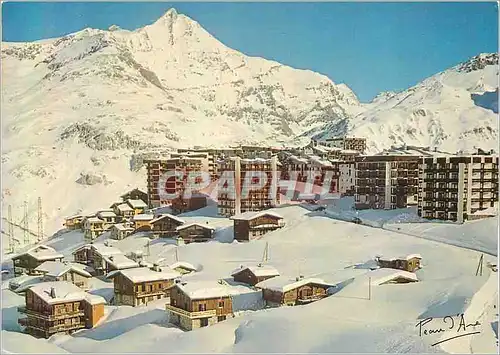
[2,203,497,353]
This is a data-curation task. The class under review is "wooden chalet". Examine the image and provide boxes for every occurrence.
[166,280,238,331]
[375,254,422,273]
[171,194,207,214]
[109,202,135,221]
[63,215,84,230]
[72,243,137,276]
[12,246,64,277]
[17,281,105,339]
[255,276,333,307]
[83,217,105,241]
[230,211,285,242]
[176,222,215,243]
[126,199,148,215]
[150,214,185,238]
[132,214,155,232]
[96,210,118,229]
[106,266,180,306]
[110,223,135,240]
[231,263,280,286]
[34,261,93,290]
[121,188,148,205]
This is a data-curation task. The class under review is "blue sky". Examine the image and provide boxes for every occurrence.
[2,2,498,102]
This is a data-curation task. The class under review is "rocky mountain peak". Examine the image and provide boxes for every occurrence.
[457,52,498,73]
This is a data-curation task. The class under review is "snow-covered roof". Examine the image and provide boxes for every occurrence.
[66,214,83,220]
[132,214,155,221]
[34,261,92,278]
[150,213,185,224]
[112,223,135,231]
[308,155,333,167]
[169,261,199,272]
[175,222,215,231]
[230,211,284,221]
[86,217,104,223]
[368,269,419,285]
[176,280,248,300]
[378,254,422,262]
[340,149,360,154]
[116,203,134,212]
[288,155,308,164]
[28,281,105,305]
[231,264,280,277]
[72,243,122,257]
[97,210,117,218]
[255,276,333,293]
[14,245,64,262]
[107,267,180,283]
[103,254,139,270]
[127,199,148,208]
[472,207,498,216]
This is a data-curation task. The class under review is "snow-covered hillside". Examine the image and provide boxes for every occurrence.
[309,53,499,154]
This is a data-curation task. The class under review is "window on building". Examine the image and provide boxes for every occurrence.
[218,300,224,308]
[198,303,207,311]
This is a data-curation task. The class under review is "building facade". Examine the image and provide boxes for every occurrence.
[217,157,280,217]
[417,155,498,223]
[355,155,419,210]
[231,211,285,241]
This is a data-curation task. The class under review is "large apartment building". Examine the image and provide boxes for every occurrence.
[217,156,280,217]
[355,155,419,210]
[418,155,498,223]
[145,156,208,208]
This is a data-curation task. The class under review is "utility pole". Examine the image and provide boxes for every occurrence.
[23,201,29,246]
[261,242,269,263]
[368,277,371,300]
[175,248,179,262]
[8,205,14,253]
[37,197,43,243]
[476,254,484,276]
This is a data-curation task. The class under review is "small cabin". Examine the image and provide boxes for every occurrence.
[231,264,280,286]
[64,215,84,230]
[126,199,148,215]
[34,261,93,290]
[166,280,236,331]
[12,245,64,277]
[17,281,105,338]
[106,266,180,307]
[230,211,285,242]
[110,202,135,221]
[121,188,148,205]
[375,254,422,273]
[83,217,105,241]
[369,269,419,286]
[171,195,207,214]
[150,214,185,238]
[103,254,139,274]
[72,243,123,276]
[255,276,333,307]
[176,223,215,243]
[132,214,155,232]
[110,223,135,240]
[96,210,118,229]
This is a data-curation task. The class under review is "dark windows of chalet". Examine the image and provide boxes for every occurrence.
[218,300,224,308]
[200,317,209,327]
[198,303,207,311]
[217,315,226,322]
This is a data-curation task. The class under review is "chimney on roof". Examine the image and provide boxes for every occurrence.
[257,263,263,267]
[295,276,300,281]
[218,279,224,285]
[50,287,56,298]
[109,256,114,261]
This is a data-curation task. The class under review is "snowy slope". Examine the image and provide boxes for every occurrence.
[1,204,497,353]
[308,53,499,154]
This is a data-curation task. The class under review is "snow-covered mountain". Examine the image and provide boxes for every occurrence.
[308,53,499,153]
[1,8,498,241]
[1,8,360,240]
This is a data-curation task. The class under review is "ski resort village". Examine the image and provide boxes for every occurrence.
[1,5,499,355]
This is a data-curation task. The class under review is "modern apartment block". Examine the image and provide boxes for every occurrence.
[145,156,207,208]
[339,162,355,196]
[217,156,280,217]
[355,155,419,210]
[417,155,499,223]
